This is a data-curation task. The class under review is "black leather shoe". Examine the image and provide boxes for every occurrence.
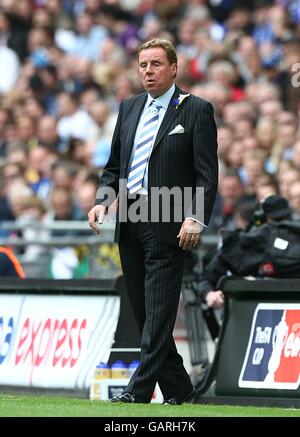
[163,389,195,405]
[111,392,149,403]
[111,392,135,403]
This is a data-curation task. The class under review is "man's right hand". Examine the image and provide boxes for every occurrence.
[205,290,224,309]
[88,204,107,235]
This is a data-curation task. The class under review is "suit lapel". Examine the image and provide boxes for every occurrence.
[124,94,147,165]
[152,86,184,153]
[124,87,187,160]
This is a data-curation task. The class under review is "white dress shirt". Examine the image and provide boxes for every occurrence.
[129,84,175,195]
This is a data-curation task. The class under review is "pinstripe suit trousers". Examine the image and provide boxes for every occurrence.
[119,219,193,402]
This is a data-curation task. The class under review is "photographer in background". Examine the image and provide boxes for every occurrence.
[183,194,258,387]
[197,194,258,314]
[189,194,296,392]
[195,194,294,327]
[261,194,292,223]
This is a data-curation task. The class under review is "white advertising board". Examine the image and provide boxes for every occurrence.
[0,294,120,390]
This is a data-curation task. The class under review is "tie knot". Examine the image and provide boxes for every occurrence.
[150,100,161,112]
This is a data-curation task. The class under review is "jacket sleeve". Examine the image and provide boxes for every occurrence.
[187,101,218,226]
[95,102,123,206]
[195,251,229,301]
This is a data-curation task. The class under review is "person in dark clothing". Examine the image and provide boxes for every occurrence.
[0,10,29,62]
[0,173,15,237]
[196,194,294,309]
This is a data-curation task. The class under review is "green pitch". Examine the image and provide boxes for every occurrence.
[0,393,299,417]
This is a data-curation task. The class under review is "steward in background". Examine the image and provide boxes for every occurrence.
[0,246,25,278]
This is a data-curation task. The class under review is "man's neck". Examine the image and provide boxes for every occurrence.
[147,84,175,108]
[148,84,175,99]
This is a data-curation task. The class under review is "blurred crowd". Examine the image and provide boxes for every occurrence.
[0,0,300,247]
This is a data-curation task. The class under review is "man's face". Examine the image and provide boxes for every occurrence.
[138,47,177,98]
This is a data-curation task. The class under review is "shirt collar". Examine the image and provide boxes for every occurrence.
[146,84,175,110]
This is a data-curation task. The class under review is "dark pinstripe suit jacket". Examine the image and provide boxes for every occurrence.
[97,86,218,244]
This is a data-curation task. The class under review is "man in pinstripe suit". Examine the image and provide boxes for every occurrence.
[88,39,218,404]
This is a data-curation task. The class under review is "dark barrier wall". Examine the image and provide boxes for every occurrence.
[0,278,119,295]
[215,278,300,399]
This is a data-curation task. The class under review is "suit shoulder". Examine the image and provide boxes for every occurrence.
[190,94,213,109]
[122,93,146,110]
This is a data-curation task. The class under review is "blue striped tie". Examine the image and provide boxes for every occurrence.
[127,101,161,194]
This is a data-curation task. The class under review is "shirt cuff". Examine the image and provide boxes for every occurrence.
[186,217,207,228]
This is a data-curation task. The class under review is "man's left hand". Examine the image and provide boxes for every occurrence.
[177,219,202,250]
